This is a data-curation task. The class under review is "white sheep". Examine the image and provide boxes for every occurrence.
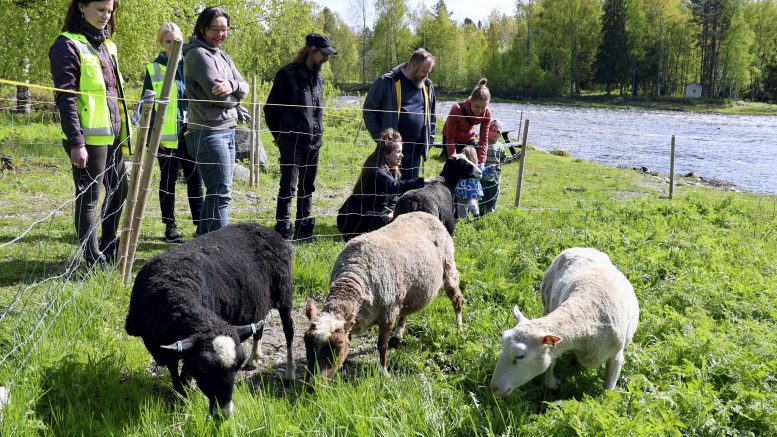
[304,211,464,377]
[490,247,639,396]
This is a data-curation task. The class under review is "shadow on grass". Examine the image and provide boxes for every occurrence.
[36,354,165,434]
[0,258,71,287]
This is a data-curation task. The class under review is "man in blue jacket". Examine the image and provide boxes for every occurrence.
[265,33,337,241]
[362,49,437,180]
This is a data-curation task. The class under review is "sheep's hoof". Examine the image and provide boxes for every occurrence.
[544,376,561,391]
[284,364,297,382]
[243,359,259,371]
[388,336,401,349]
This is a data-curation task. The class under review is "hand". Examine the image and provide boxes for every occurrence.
[212,78,233,97]
[384,207,394,221]
[424,176,445,184]
[70,146,88,169]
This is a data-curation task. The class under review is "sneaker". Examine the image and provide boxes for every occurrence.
[165,223,183,243]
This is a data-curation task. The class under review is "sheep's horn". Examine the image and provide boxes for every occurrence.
[235,321,265,341]
[160,337,195,353]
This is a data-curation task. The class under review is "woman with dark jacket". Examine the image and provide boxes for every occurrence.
[184,6,248,235]
[142,22,203,243]
[337,128,443,240]
[49,0,130,267]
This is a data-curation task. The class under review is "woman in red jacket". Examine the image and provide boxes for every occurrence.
[442,78,492,165]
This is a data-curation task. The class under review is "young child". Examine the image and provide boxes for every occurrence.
[455,146,484,220]
[480,119,507,215]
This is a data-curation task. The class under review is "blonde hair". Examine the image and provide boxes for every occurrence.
[470,78,491,103]
[157,22,183,45]
[461,146,478,164]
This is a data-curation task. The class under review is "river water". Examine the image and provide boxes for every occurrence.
[435,102,777,194]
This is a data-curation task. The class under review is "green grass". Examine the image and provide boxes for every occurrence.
[1,110,776,435]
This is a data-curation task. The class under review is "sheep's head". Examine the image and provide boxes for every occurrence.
[304,299,353,378]
[490,305,562,397]
[441,154,482,184]
[160,323,257,419]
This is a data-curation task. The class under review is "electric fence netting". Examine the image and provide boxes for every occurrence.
[2,77,777,431]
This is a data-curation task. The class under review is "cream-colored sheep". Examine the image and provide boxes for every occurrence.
[304,212,464,377]
[490,248,639,396]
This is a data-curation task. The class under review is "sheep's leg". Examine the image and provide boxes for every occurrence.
[388,316,406,349]
[604,349,625,390]
[544,360,561,391]
[167,362,185,395]
[377,319,395,373]
[245,323,265,370]
[442,260,464,331]
[279,306,297,381]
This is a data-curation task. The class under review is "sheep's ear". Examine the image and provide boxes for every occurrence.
[512,305,527,324]
[306,299,319,322]
[160,337,195,353]
[542,335,562,346]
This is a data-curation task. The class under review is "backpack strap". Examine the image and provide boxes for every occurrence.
[458,102,474,126]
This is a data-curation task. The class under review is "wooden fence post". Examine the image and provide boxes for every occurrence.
[121,38,183,284]
[669,135,676,200]
[514,119,530,208]
[118,89,155,281]
[249,76,257,187]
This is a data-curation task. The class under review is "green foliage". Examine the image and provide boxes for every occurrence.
[2,115,776,434]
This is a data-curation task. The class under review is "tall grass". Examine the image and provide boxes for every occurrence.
[1,112,776,435]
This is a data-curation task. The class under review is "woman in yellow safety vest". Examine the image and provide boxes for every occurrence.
[141,23,203,244]
[49,0,129,268]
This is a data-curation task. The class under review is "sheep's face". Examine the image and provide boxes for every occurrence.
[490,306,561,397]
[184,333,247,419]
[304,300,352,378]
[443,154,482,181]
[304,326,350,378]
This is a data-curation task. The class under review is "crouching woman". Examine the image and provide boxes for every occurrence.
[337,129,442,240]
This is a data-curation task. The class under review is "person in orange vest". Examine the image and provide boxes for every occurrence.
[49,0,130,268]
[142,23,203,244]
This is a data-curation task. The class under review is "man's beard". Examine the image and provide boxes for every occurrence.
[311,62,323,74]
[413,76,424,89]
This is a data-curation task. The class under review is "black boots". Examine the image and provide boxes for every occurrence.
[275,218,315,243]
[293,217,316,243]
[165,223,183,244]
[275,221,292,240]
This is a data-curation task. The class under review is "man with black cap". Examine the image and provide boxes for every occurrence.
[265,33,337,242]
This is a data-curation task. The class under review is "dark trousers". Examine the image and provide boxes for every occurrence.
[63,140,127,260]
[336,211,384,241]
[157,138,203,228]
[400,141,423,181]
[275,145,320,230]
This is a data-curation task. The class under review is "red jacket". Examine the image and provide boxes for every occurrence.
[443,97,491,163]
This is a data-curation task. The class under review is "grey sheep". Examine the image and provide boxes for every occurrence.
[304,212,464,377]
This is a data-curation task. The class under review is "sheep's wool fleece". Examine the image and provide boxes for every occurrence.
[329,212,457,335]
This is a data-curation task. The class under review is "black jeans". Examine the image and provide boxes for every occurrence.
[400,141,423,181]
[63,140,127,260]
[275,145,320,229]
[157,137,203,228]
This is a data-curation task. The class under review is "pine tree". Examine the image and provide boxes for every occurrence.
[595,0,629,94]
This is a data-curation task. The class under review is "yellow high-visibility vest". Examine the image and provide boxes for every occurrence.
[146,62,179,149]
[59,32,130,152]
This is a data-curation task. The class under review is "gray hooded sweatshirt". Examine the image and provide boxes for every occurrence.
[183,36,248,130]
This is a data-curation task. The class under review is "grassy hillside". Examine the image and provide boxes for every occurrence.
[1,112,776,435]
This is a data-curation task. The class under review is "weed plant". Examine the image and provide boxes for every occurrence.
[1,110,775,435]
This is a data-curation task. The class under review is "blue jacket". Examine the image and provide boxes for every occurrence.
[362,62,436,159]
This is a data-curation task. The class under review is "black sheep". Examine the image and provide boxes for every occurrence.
[125,223,295,419]
[394,154,481,234]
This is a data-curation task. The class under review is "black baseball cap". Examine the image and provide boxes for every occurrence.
[306,33,337,55]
